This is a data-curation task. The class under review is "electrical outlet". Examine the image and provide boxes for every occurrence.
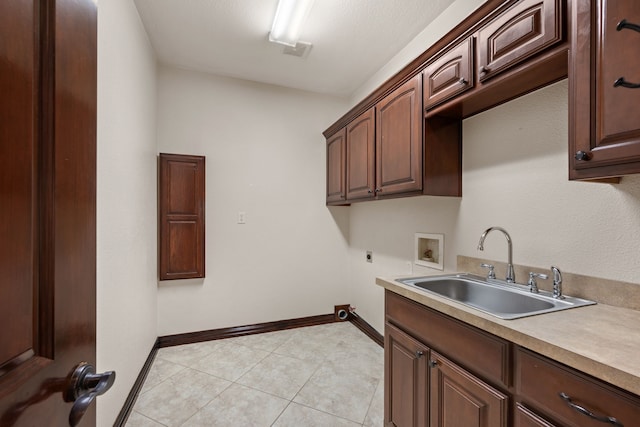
[237,211,246,224]
[366,250,373,263]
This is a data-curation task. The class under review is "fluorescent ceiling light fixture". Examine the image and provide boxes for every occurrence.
[269,0,315,47]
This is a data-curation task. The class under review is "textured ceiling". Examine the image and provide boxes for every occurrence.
[134,0,458,97]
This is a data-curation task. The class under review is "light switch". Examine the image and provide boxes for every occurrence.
[238,211,246,224]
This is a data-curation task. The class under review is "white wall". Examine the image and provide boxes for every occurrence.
[456,80,640,281]
[155,66,351,336]
[97,0,158,425]
[347,0,640,334]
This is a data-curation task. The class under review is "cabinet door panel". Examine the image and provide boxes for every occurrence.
[597,2,640,146]
[376,75,423,196]
[159,154,205,280]
[326,129,346,204]
[346,109,375,200]
[424,37,474,108]
[571,1,640,178]
[430,351,508,427]
[478,0,562,82]
[385,322,429,427]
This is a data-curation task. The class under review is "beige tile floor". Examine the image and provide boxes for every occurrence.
[125,322,384,427]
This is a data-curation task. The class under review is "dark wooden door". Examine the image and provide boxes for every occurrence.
[159,153,206,280]
[429,351,508,427]
[346,108,375,201]
[326,129,346,204]
[0,0,102,425]
[384,323,429,427]
[570,1,640,179]
[423,37,474,109]
[376,75,423,196]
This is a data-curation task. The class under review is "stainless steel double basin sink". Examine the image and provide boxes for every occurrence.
[397,274,595,320]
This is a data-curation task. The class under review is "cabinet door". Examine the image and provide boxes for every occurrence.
[515,403,558,427]
[477,0,562,82]
[346,108,375,200]
[570,1,640,179]
[385,323,429,427]
[430,351,508,427]
[159,153,206,280]
[326,129,346,204]
[424,37,474,109]
[376,75,423,196]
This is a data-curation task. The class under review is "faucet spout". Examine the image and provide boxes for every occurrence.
[477,226,515,283]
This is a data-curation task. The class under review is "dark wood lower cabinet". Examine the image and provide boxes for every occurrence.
[385,290,640,427]
[385,292,508,427]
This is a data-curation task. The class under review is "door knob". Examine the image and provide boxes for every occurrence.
[65,362,116,426]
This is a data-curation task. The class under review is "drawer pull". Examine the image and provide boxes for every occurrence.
[559,392,624,426]
[614,77,640,89]
[617,19,640,33]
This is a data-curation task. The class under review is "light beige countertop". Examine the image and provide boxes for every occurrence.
[377,274,640,397]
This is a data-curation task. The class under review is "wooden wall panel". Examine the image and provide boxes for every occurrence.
[159,153,205,280]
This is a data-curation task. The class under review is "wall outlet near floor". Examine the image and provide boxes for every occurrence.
[237,211,246,224]
[334,304,351,321]
[366,250,373,263]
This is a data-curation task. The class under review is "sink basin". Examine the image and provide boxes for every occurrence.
[398,274,596,319]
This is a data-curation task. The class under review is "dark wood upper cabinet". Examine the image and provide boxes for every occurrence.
[477,0,563,82]
[346,108,375,201]
[570,1,640,180]
[423,37,475,109]
[159,153,205,280]
[376,75,423,196]
[326,129,346,204]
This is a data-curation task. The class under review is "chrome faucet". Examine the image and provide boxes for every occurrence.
[477,227,515,283]
[551,266,563,299]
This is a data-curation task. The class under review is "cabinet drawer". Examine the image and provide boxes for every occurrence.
[516,347,640,427]
[477,0,562,82]
[515,403,557,427]
[385,290,510,387]
[423,37,474,109]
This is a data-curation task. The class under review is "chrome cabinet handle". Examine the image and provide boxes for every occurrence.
[459,77,468,85]
[559,392,624,426]
[428,359,438,368]
[415,350,424,358]
[479,66,490,76]
[66,362,116,426]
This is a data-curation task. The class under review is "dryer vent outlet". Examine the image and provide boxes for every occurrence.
[334,304,350,321]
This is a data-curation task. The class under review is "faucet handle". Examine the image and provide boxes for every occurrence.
[528,272,548,293]
[551,266,563,299]
[480,263,496,280]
